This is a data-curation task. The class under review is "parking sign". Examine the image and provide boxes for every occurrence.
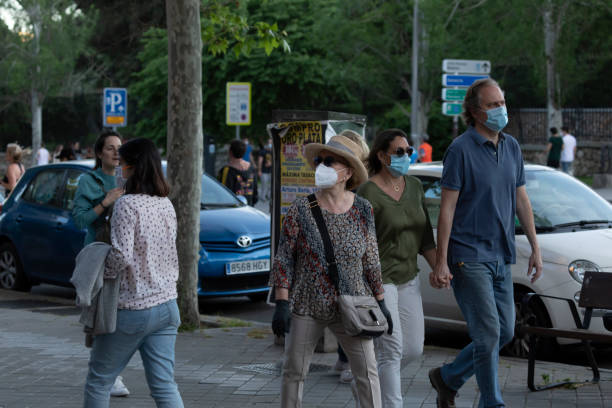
[226,82,251,125]
[103,88,127,127]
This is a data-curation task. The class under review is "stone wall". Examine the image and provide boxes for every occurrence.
[521,142,610,177]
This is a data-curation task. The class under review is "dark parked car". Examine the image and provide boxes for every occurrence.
[0,160,271,299]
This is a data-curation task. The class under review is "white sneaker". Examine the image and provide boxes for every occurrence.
[332,359,350,373]
[110,376,130,397]
[339,369,354,384]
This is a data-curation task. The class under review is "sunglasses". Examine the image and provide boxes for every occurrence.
[314,155,348,167]
[390,147,414,157]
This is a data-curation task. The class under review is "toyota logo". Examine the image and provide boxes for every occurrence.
[237,235,252,248]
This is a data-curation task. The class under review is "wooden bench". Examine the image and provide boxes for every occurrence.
[518,271,612,391]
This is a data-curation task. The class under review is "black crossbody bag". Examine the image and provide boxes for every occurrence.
[307,194,388,338]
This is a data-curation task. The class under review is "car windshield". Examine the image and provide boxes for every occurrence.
[201,173,242,207]
[523,170,612,229]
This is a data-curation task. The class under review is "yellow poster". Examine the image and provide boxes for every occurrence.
[279,121,324,224]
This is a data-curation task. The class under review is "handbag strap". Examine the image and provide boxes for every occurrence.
[307,194,340,290]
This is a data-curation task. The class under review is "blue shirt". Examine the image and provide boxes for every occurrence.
[441,126,525,264]
[243,144,253,162]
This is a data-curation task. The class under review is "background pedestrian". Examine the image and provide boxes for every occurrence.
[546,127,563,169]
[1,143,25,196]
[560,126,577,175]
[218,139,258,205]
[258,137,273,201]
[36,142,50,165]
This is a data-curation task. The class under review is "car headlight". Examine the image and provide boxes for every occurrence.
[568,260,600,283]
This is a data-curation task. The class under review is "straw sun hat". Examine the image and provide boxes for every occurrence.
[304,134,368,189]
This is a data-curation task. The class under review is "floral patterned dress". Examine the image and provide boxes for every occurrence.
[269,195,384,321]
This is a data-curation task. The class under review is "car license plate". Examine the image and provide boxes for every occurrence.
[226,259,270,275]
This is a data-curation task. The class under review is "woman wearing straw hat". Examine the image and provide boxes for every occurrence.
[357,128,437,408]
[269,134,392,408]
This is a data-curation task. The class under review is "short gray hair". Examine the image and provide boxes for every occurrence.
[462,78,502,127]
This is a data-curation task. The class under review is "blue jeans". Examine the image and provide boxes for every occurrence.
[84,299,184,408]
[440,260,514,408]
[561,161,572,174]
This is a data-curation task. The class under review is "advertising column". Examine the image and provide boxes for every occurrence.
[266,110,366,256]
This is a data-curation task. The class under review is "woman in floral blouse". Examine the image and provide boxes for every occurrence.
[270,134,392,408]
[83,138,184,407]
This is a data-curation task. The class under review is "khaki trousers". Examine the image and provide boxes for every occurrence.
[281,313,381,408]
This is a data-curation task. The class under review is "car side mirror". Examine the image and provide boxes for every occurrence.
[236,195,248,205]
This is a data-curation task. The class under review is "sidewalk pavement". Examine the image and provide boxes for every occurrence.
[1,289,611,408]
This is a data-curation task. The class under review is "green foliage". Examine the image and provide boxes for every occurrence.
[132,0,351,146]
[0,0,99,103]
[130,28,168,146]
[202,0,289,57]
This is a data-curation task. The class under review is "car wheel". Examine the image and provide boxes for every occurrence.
[0,243,31,292]
[503,289,557,359]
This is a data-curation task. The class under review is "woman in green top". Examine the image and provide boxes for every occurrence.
[73,131,124,246]
[546,127,564,169]
[357,128,436,408]
[72,130,129,397]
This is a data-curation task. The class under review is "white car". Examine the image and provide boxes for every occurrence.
[410,162,612,357]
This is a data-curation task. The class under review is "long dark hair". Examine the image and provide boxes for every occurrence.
[94,129,122,169]
[119,138,170,197]
[367,128,408,174]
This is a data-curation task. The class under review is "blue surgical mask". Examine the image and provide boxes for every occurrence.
[387,154,411,177]
[484,106,508,132]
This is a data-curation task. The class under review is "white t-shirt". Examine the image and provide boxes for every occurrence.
[37,147,50,165]
[561,134,576,162]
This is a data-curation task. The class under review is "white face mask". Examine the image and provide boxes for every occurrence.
[315,164,340,188]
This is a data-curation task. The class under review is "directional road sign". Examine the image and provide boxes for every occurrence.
[442,74,489,88]
[442,88,467,102]
[226,82,251,125]
[442,102,462,116]
[443,59,491,74]
[103,88,127,127]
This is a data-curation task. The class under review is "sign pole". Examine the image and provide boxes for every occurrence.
[452,115,458,139]
[235,125,240,140]
[410,0,420,148]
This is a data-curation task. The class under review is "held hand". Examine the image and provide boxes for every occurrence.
[528,249,543,283]
[377,298,393,335]
[102,187,124,207]
[272,299,291,337]
[431,262,453,289]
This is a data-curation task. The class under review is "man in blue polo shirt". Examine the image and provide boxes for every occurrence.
[428,78,542,408]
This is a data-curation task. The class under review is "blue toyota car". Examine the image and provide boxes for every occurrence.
[0,160,271,299]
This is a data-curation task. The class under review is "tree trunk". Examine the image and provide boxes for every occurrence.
[30,89,42,167]
[166,0,203,329]
[543,2,563,132]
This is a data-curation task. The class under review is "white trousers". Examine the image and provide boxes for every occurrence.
[281,314,382,408]
[260,172,271,200]
[374,279,425,408]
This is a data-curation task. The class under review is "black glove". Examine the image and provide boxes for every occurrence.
[272,299,291,337]
[377,298,393,335]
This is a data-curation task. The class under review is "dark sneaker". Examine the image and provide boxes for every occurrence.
[429,367,457,408]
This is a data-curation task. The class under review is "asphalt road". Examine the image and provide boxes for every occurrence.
[27,283,612,370]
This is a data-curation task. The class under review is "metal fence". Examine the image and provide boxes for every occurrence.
[506,108,612,144]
